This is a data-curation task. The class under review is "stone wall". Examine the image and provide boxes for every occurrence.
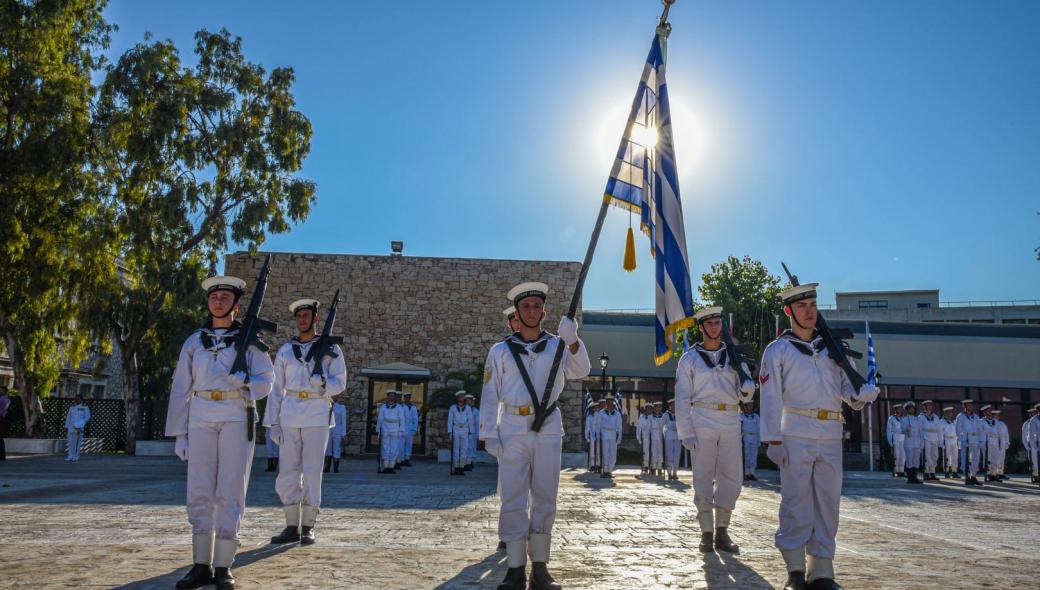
[225,251,585,454]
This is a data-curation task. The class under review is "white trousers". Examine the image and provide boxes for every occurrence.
[962,443,981,476]
[641,434,651,467]
[405,432,415,459]
[66,429,83,460]
[1030,447,1038,476]
[987,440,1004,475]
[904,442,921,469]
[776,436,843,560]
[276,426,329,509]
[600,433,618,473]
[186,420,254,540]
[892,438,906,473]
[325,433,343,459]
[743,440,759,474]
[469,432,477,463]
[650,432,664,469]
[452,431,470,468]
[692,428,743,514]
[664,437,681,472]
[588,435,599,467]
[923,441,939,473]
[498,429,562,545]
[379,432,399,468]
[943,439,959,471]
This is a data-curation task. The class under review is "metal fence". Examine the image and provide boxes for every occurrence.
[2,396,126,452]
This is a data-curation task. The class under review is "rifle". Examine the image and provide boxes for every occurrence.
[230,254,278,442]
[305,289,343,379]
[780,262,866,392]
[719,316,753,385]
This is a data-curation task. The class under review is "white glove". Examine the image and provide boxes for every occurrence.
[766,443,788,468]
[740,380,756,397]
[174,435,189,461]
[557,316,579,346]
[682,436,697,451]
[484,438,501,458]
[856,384,880,404]
[309,374,326,390]
[268,425,283,446]
[228,371,247,388]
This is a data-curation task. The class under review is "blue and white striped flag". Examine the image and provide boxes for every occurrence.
[614,385,623,417]
[604,26,695,365]
[866,321,878,387]
[583,386,593,417]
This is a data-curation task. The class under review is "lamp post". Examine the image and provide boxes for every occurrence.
[599,353,609,398]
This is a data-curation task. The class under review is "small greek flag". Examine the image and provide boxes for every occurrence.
[866,321,878,387]
[583,386,593,417]
[604,25,695,365]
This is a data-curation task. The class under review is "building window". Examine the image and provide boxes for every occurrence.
[78,383,92,398]
[970,319,995,324]
[858,300,889,309]
[1002,319,1025,325]
[916,302,931,309]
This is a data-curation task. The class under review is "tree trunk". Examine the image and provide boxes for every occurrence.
[3,330,45,437]
[122,345,141,454]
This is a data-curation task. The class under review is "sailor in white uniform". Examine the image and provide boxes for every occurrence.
[675,306,755,554]
[64,395,91,461]
[1025,407,1039,483]
[955,399,984,486]
[648,401,666,476]
[166,275,274,590]
[376,391,405,473]
[759,283,879,590]
[401,391,419,467]
[266,298,347,546]
[585,399,600,472]
[465,393,479,470]
[637,403,653,473]
[741,403,761,481]
[662,399,681,480]
[448,391,474,475]
[901,401,924,484]
[940,406,960,478]
[886,405,906,478]
[325,399,347,472]
[595,397,622,478]
[917,400,942,481]
[479,282,590,590]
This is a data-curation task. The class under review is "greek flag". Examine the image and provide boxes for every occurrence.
[604,26,695,365]
[614,385,624,416]
[583,386,593,417]
[866,321,878,387]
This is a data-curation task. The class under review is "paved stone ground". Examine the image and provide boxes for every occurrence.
[1,454,1038,589]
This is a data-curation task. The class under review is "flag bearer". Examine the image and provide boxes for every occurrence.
[663,399,681,480]
[760,283,880,590]
[741,402,761,481]
[401,392,418,467]
[596,397,622,478]
[448,391,473,475]
[267,298,347,546]
[166,275,274,590]
[940,407,960,478]
[917,400,942,481]
[376,391,405,474]
[955,400,983,486]
[325,399,347,473]
[64,394,92,462]
[479,282,590,590]
[675,306,755,555]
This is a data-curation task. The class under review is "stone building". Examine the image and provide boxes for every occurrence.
[224,251,585,455]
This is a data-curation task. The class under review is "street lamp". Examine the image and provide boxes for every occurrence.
[599,353,609,396]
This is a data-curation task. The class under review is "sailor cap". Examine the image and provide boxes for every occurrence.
[1029,407,1038,413]
[386,389,398,396]
[202,275,246,296]
[961,399,974,404]
[643,402,653,408]
[667,398,675,404]
[455,390,467,397]
[586,401,596,408]
[694,306,723,324]
[507,282,549,307]
[503,306,517,319]
[289,298,320,314]
[401,391,412,397]
[980,404,992,411]
[903,401,916,408]
[919,400,933,406]
[781,283,819,305]
[603,397,615,404]
[1034,404,1040,411]
[652,401,663,406]
[942,406,955,412]
[464,394,475,400]
[991,409,1001,414]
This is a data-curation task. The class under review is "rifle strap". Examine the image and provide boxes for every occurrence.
[506,340,544,418]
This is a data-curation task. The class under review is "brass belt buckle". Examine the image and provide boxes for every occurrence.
[211,391,223,401]
[300,391,309,400]
[518,406,531,416]
[720,404,729,411]
[817,409,829,420]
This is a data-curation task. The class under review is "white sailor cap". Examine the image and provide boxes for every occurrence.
[652,401,663,406]
[667,398,675,404]
[202,275,246,296]
[503,306,517,319]
[694,306,723,324]
[942,406,955,412]
[455,390,467,397]
[1029,407,1038,413]
[464,394,475,401]
[1033,404,1040,411]
[991,409,1001,414]
[919,400,933,406]
[781,283,819,305]
[903,401,916,409]
[980,404,992,412]
[289,298,320,314]
[586,401,597,408]
[603,397,615,404]
[961,399,974,404]
[507,282,549,307]
[643,402,653,408]
[386,389,398,396]
[401,391,412,397]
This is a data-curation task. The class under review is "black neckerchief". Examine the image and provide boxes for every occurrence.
[781,329,825,357]
[924,414,935,421]
[507,331,551,354]
[199,321,242,351]
[665,410,674,421]
[694,343,728,369]
[505,332,555,413]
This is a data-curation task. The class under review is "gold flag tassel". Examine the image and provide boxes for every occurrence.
[623,211,637,272]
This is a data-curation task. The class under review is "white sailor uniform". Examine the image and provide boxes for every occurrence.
[886,414,906,474]
[649,411,665,470]
[955,410,982,477]
[585,407,600,469]
[663,409,680,476]
[402,401,419,462]
[468,402,479,466]
[918,412,941,476]
[940,416,959,473]
[448,402,474,470]
[594,408,622,474]
[377,401,405,470]
[901,412,923,471]
[326,401,347,459]
[637,411,652,470]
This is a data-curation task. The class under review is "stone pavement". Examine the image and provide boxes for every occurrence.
[1,454,1038,589]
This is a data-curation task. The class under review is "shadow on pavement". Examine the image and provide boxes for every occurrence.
[702,551,776,589]
[430,551,507,589]
[110,543,295,590]
[573,471,618,489]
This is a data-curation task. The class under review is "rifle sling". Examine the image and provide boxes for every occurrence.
[505,339,559,427]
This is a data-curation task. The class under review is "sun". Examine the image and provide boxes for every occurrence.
[595,96,707,180]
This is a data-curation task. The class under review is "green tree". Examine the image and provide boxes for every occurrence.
[93,28,316,451]
[0,0,115,435]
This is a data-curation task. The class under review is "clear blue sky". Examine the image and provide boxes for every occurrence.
[104,1,1040,309]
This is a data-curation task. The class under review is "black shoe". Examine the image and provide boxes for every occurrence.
[497,540,507,551]
[972,477,983,486]
[748,474,758,481]
[265,458,275,472]
[271,525,300,544]
[333,459,340,473]
[715,527,739,554]
[497,565,526,590]
[175,564,214,589]
[213,567,235,590]
[600,472,609,478]
[529,562,561,590]
[784,571,807,590]
[403,460,412,467]
[908,469,923,484]
[324,457,332,473]
[807,577,844,589]
[464,464,474,471]
[300,526,316,545]
[605,472,613,479]
[699,531,714,553]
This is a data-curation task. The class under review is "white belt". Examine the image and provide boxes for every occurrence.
[285,390,324,401]
[194,390,244,401]
[691,401,740,412]
[602,427,617,432]
[504,404,535,416]
[785,407,844,422]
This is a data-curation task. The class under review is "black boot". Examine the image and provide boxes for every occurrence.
[270,525,300,544]
[497,540,507,551]
[698,531,714,553]
[715,527,739,554]
[464,463,474,471]
[784,571,807,590]
[265,458,275,472]
[333,459,340,473]
[213,567,235,590]
[323,456,332,473]
[175,564,214,589]
[300,526,316,545]
[529,562,561,590]
[497,565,526,590]
[807,577,845,589]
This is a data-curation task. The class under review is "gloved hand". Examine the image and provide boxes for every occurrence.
[174,435,189,461]
[766,443,788,468]
[484,438,501,458]
[268,424,283,446]
[740,380,756,397]
[682,436,697,451]
[856,384,880,404]
[228,371,247,389]
[309,374,326,391]
[558,316,579,346]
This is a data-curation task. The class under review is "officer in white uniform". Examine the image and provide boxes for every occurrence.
[886,405,906,477]
[649,401,666,476]
[901,401,924,484]
[376,390,405,473]
[585,399,600,472]
[675,306,755,554]
[637,403,653,473]
[266,298,347,546]
[448,391,473,475]
[760,283,879,590]
[1025,407,1038,483]
[955,399,983,486]
[663,399,681,480]
[465,393,479,470]
[479,282,590,590]
[64,395,91,461]
[940,406,960,478]
[325,399,347,472]
[401,391,419,467]
[741,402,761,481]
[595,397,622,478]
[917,400,941,481]
[166,275,274,590]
